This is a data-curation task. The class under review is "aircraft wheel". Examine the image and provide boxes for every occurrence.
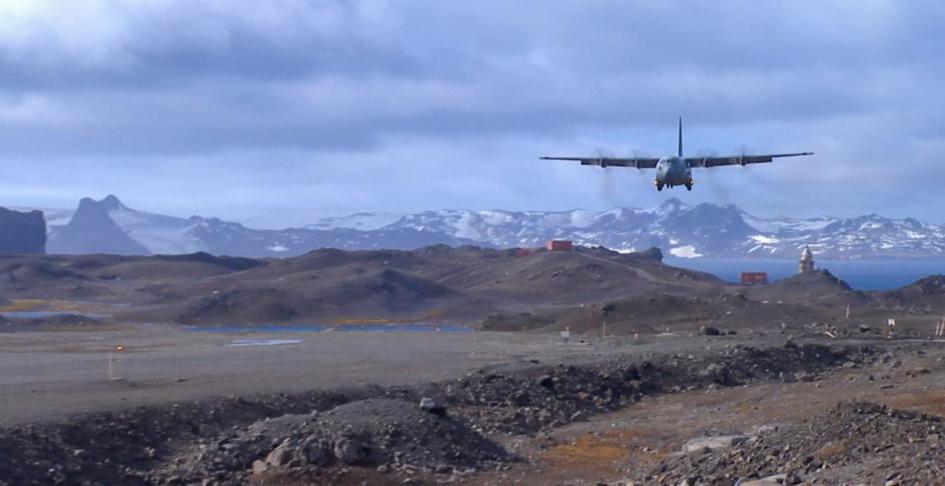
[685,183,693,191]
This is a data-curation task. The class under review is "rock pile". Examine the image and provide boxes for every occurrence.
[433,343,873,436]
[646,401,945,485]
[160,399,509,484]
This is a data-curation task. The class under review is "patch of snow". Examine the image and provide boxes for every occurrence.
[651,199,690,217]
[108,207,206,254]
[569,209,598,228]
[452,212,482,240]
[267,244,289,252]
[750,235,781,244]
[479,210,513,225]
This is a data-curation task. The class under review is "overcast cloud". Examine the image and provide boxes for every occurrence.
[0,0,943,226]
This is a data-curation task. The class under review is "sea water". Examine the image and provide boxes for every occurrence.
[665,258,945,291]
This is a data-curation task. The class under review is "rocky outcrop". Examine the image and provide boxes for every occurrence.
[47,196,149,255]
[0,208,45,254]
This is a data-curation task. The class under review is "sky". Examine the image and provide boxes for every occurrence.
[0,0,943,227]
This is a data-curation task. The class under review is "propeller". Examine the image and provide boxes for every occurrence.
[596,148,619,206]
[629,148,652,174]
[695,148,731,204]
[734,144,778,187]
[595,148,615,168]
[735,145,755,166]
[694,148,718,167]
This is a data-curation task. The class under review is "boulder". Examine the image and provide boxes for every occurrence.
[682,435,750,453]
[251,460,269,475]
[333,438,367,465]
[419,397,447,416]
[301,437,330,466]
[265,439,296,467]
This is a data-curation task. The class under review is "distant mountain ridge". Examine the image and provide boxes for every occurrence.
[36,195,945,259]
[45,195,480,257]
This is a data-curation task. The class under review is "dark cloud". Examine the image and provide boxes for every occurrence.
[0,1,942,222]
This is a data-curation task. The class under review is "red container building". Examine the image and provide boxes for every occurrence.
[740,272,769,285]
[546,240,574,251]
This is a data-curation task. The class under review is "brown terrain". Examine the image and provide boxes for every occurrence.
[2,245,945,485]
[0,246,718,327]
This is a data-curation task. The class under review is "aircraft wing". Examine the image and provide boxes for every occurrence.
[686,152,813,168]
[539,156,659,169]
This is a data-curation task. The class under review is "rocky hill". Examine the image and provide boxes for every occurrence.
[4,244,945,328]
[0,208,45,254]
[0,245,720,325]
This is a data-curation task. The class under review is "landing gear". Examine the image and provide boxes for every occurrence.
[655,182,664,191]
[685,183,693,191]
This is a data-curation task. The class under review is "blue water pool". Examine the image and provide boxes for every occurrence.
[183,323,474,334]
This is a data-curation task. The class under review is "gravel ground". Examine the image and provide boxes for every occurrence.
[648,401,945,485]
[0,341,882,485]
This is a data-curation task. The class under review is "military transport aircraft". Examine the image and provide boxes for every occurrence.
[540,118,812,191]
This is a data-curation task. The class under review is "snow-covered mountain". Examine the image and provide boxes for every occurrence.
[291,199,945,259]
[44,195,478,257]
[36,195,945,259]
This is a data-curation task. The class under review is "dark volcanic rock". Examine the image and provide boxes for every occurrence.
[161,398,510,483]
[0,207,45,254]
[646,401,945,485]
[419,396,447,416]
[433,343,871,437]
[702,326,721,336]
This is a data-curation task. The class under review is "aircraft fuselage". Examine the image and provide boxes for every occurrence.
[655,156,693,191]
[539,117,812,192]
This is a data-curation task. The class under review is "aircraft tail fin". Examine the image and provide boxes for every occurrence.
[677,116,683,157]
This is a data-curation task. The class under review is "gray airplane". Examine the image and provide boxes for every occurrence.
[540,118,812,191]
